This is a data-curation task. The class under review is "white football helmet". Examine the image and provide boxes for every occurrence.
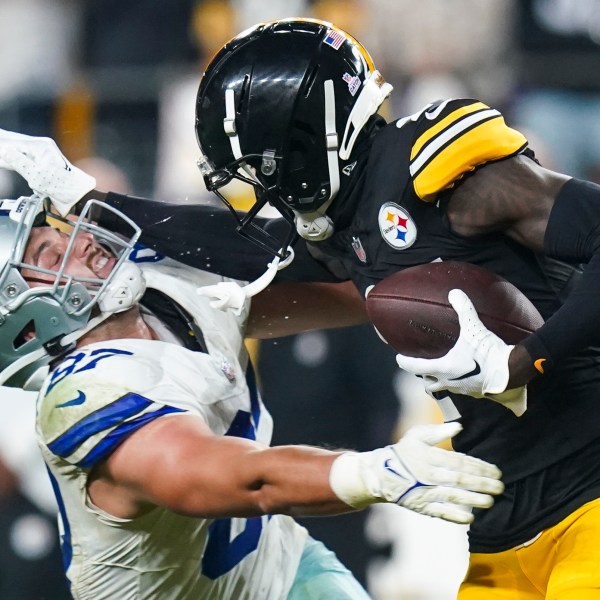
[0,195,144,389]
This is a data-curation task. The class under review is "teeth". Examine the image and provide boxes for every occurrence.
[96,256,108,270]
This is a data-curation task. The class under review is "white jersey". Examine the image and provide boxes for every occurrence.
[36,256,308,600]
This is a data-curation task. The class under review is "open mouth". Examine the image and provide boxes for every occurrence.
[94,253,116,278]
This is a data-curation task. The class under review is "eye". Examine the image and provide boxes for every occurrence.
[39,247,63,270]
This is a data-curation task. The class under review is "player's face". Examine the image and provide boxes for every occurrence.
[21,226,116,284]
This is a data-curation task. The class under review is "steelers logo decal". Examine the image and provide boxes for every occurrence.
[378,203,417,249]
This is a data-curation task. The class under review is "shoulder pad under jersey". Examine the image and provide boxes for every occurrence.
[38,344,184,469]
[396,98,528,202]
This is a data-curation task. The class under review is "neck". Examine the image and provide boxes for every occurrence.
[77,306,157,347]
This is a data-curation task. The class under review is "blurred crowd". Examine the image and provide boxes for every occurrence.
[1,1,600,598]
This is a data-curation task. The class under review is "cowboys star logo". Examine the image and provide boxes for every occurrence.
[378,202,417,249]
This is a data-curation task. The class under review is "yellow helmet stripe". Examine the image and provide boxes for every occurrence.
[338,28,376,72]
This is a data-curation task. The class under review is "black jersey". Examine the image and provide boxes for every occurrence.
[310,99,600,551]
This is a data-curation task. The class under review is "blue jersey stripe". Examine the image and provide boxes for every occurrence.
[224,361,261,440]
[225,409,256,440]
[48,393,154,458]
[46,467,72,584]
[78,405,186,468]
[245,361,261,429]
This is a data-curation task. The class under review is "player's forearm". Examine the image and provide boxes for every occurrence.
[246,281,368,338]
[236,425,504,526]
[513,178,600,382]
[161,439,353,518]
[236,445,353,517]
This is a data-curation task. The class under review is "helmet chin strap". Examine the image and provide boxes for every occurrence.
[295,211,334,241]
[224,88,261,184]
[296,74,393,241]
[196,246,295,316]
[295,79,340,241]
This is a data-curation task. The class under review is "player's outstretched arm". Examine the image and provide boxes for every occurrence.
[87,414,503,525]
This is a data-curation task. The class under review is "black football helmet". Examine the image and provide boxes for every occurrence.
[195,18,392,257]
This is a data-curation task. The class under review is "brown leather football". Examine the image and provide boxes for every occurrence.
[366,261,544,358]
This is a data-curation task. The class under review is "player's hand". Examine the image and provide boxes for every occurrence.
[0,129,96,216]
[395,289,527,416]
[329,422,504,524]
[196,281,247,316]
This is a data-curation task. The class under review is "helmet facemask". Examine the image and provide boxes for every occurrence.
[197,151,298,260]
[0,195,144,388]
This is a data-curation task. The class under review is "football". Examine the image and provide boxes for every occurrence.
[366,261,544,358]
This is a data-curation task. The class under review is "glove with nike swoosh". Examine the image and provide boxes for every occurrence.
[329,422,504,524]
[395,289,527,416]
[0,129,96,217]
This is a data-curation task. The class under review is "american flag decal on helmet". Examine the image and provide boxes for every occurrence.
[324,29,345,50]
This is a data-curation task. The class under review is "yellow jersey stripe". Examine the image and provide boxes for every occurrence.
[411,108,502,177]
[411,101,489,159]
[412,115,527,201]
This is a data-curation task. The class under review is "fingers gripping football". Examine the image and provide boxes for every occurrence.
[395,289,527,416]
[329,422,504,524]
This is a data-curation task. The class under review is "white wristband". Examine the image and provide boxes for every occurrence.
[329,452,374,509]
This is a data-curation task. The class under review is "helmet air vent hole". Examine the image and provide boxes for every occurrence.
[14,320,36,349]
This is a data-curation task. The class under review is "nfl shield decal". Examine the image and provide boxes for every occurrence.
[351,236,367,263]
[378,203,417,249]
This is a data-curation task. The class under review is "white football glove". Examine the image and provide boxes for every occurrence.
[329,422,503,524]
[0,129,96,216]
[395,289,527,417]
